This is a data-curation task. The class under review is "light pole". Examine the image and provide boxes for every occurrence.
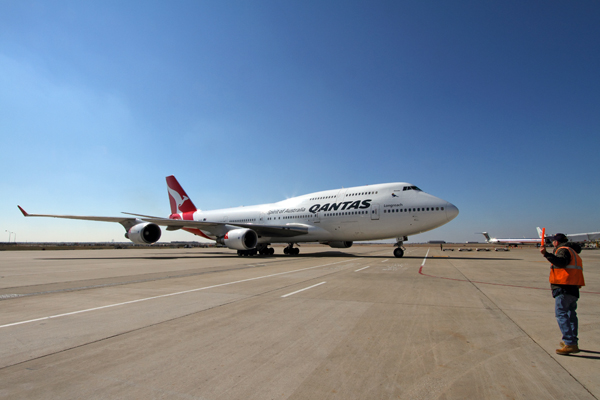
[5,230,13,243]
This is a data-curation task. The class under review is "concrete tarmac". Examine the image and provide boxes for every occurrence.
[0,245,598,399]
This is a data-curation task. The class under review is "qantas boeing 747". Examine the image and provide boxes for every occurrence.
[18,176,459,258]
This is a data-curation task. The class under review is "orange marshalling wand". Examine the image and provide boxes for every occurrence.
[541,227,545,247]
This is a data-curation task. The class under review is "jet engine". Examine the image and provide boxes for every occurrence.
[219,228,258,250]
[325,241,353,248]
[126,222,162,244]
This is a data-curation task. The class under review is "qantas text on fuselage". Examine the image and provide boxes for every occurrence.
[18,176,459,258]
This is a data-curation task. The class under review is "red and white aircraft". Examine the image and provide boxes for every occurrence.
[19,176,459,258]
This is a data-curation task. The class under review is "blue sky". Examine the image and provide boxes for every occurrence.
[1,1,599,244]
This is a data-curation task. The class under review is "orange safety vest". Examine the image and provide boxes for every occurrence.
[549,246,585,286]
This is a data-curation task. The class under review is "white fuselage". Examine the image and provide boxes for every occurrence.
[487,238,541,245]
[183,183,458,243]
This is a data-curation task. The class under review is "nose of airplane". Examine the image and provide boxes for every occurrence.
[445,203,459,221]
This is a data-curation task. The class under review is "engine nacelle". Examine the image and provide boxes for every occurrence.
[325,241,353,249]
[126,223,162,244]
[220,228,258,250]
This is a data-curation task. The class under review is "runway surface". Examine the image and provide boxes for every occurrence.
[0,245,598,399]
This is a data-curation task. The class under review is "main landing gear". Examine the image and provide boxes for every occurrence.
[237,249,258,256]
[394,236,407,258]
[258,244,275,256]
[238,244,275,256]
[283,243,300,255]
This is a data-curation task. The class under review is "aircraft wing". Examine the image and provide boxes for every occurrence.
[18,206,136,224]
[19,206,309,238]
[214,222,310,238]
[566,232,600,242]
[138,217,309,238]
[537,227,600,243]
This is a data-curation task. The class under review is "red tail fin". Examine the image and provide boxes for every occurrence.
[166,176,197,214]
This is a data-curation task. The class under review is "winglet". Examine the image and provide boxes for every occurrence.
[17,205,29,217]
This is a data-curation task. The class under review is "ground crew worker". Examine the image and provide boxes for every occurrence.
[540,233,584,355]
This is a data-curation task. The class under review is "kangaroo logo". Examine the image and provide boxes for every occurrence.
[168,186,189,212]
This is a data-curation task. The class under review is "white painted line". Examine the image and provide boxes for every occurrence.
[381,259,388,263]
[0,260,351,329]
[422,248,430,267]
[355,266,371,272]
[281,282,326,298]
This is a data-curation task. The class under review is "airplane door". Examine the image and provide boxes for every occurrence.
[371,203,380,220]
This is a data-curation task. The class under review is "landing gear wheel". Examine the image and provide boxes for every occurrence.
[237,249,258,256]
[257,244,275,256]
[394,236,407,258]
[284,244,300,256]
[258,247,275,256]
[394,248,404,258]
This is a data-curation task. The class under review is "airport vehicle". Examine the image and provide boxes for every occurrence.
[18,176,459,258]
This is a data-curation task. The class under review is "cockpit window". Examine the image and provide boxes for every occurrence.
[402,186,422,191]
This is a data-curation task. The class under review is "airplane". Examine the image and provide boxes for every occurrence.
[480,231,543,246]
[536,227,600,244]
[481,228,600,247]
[18,176,459,258]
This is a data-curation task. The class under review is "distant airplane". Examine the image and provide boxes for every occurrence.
[481,228,600,246]
[480,232,542,246]
[18,176,459,258]
[537,227,600,244]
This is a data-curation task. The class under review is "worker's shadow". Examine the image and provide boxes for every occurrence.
[567,349,600,360]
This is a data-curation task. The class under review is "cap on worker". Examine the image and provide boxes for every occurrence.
[551,233,568,243]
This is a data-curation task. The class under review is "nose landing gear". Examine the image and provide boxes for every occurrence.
[394,236,407,258]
